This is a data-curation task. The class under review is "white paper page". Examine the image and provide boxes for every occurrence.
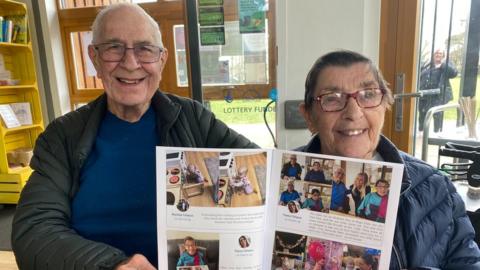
[264,150,404,270]
[157,147,273,270]
[0,104,21,128]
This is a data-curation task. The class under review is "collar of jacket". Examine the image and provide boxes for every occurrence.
[299,134,412,193]
[73,90,181,168]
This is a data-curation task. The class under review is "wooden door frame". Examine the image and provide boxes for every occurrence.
[379,0,421,153]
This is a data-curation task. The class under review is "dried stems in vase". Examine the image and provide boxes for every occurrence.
[459,97,478,139]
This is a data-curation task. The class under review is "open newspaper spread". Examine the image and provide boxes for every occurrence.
[156,147,404,270]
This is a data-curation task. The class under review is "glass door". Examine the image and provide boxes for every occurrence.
[412,0,480,166]
[176,0,277,147]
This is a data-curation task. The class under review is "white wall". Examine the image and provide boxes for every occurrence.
[38,0,71,117]
[276,0,381,150]
[21,0,71,120]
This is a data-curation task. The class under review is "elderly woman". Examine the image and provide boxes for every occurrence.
[298,50,480,269]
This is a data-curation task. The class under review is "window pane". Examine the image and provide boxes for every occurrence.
[413,0,480,166]
[70,31,103,90]
[207,99,276,148]
[173,21,269,87]
[59,0,157,9]
[173,25,188,87]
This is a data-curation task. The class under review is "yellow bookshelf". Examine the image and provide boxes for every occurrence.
[0,0,43,204]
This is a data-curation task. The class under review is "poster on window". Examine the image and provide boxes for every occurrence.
[238,0,266,33]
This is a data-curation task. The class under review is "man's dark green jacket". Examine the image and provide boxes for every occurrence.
[12,91,257,270]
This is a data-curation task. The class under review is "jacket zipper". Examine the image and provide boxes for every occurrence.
[393,243,404,269]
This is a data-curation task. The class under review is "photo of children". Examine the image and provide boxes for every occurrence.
[177,236,207,267]
[356,179,390,223]
[167,231,219,270]
[165,150,266,208]
[301,188,326,213]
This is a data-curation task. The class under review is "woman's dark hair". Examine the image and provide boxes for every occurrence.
[375,179,389,187]
[304,50,393,111]
[239,235,248,245]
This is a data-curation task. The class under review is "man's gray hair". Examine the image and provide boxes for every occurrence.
[91,3,164,48]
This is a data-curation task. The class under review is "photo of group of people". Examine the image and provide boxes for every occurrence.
[278,153,393,223]
[165,150,267,209]
[272,231,380,270]
[279,179,331,214]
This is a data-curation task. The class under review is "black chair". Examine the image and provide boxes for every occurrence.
[438,142,480,245]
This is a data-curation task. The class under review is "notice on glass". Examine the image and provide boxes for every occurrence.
[199,0,223,6]
[199,7,224,26]
[157,148,403,270]
[200,27,225,46]
[238,0,266,33]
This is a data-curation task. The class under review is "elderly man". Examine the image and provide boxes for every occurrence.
[279,180,301,206]
[12,3,255,270]
[280,154,302,180]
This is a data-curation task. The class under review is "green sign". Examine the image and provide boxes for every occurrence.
[199,0,223,6]
[199,7,224,26]
[200,27,225,46]
[238,0,266,33]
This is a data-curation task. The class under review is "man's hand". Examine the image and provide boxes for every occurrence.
[115,254,156,270]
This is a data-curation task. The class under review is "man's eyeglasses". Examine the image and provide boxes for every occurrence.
[313,88,385,112]
[93,42,163,63]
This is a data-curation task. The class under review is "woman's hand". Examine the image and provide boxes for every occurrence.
[115,254,156,270]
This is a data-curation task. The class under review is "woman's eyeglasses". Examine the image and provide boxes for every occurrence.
[313,88,385,112]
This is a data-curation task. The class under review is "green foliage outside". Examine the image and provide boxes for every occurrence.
[208,99,276,124]
[444,76,480,120]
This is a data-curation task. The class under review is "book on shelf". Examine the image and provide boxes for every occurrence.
[2,19,13,43]
[0,15,27,44]
[6,15,27,44]
[156,147,404,270]
[0,16,3,42]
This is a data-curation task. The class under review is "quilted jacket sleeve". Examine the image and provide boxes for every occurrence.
[11,120,128,270]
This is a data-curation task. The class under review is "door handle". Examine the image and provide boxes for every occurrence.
[394,72,441,132]
[394,73,406,132]
[394,92,422,99]
[394,88,440,99]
